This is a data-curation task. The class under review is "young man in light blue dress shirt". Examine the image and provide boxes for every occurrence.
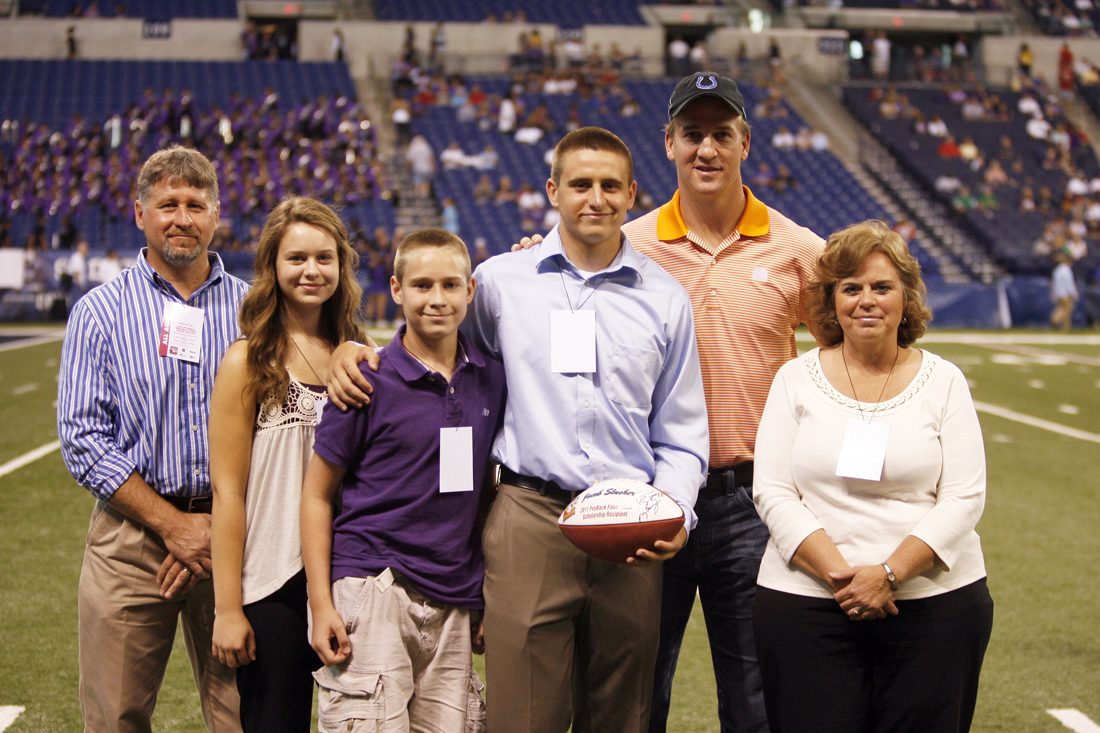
[467,127,708,733]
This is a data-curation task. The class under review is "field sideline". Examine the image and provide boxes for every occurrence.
[0,326,1097,732]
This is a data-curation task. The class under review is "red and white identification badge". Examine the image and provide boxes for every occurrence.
[158,302,204,363]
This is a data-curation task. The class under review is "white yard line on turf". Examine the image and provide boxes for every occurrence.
[794,332,1100,346]
[0,707,24,731]
[0,440,61,479]
[1048,709,1100,733]
[975,343,1100,367]
[974,402,1100,444]
[0,331,65,353]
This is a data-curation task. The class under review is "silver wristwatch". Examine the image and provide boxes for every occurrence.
[882,562,898,591]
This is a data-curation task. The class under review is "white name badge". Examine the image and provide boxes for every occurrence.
[158,302,204,363]
[439,427,474,493]
[835,419,890,481]
[550,309,596,373]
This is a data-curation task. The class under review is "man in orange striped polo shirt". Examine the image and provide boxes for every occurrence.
[631,73,824,733]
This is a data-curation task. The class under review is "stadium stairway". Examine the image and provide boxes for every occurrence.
[784,74,998,284]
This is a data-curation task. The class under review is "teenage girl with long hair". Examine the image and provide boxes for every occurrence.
[209,197,369,732]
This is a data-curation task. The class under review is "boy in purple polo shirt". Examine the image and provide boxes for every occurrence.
[300,228,504,732]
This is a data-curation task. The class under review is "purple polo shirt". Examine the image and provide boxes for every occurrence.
[312,326,505,608]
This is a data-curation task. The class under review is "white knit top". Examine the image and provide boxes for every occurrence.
[754,348,987,601]
[241,376,326,605]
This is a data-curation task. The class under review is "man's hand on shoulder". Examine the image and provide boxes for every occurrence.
[510,234,543,252]
[327,341,380,411]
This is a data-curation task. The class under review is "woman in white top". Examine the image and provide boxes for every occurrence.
[752,220,993,733]
[209,198,369,732]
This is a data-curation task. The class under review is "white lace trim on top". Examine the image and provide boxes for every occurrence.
[805,348,935,412]
[255,375,327,433]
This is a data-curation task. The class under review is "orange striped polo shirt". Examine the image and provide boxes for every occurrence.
[623,187,824,468]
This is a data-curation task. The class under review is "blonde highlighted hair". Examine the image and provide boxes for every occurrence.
[806,219,932,348]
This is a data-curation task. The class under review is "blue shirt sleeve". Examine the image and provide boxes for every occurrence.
[465,262,502,359]
[57,293,139,501]
[648,288,709,532]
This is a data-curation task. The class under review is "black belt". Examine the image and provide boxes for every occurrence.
[701,462,753,495]
[498,466,578,503]
[164,494,213,513]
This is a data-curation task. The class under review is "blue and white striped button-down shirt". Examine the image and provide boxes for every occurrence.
[58,250,249,501]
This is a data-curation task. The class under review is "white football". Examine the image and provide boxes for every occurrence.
[558,479,685,564]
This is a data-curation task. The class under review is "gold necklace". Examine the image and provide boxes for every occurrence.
[840,344,899,423]
[289,335,328,384]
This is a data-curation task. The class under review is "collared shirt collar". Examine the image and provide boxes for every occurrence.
[535,224,644,280]
[655,186,771,242]
[388,324,484,384]
[135,248,226,301]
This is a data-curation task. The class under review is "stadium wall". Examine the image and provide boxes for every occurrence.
[708,28,848,85]
[0,18,845,82]
[0,18,244,60]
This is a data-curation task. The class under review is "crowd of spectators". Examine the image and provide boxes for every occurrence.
[0,87,384,252]
[868,73,1096,272]
[1023,0,1100,37]
[392,62,653,151]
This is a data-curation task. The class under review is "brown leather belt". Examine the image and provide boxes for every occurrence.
[164,494,213,513]
[701,462,754,495]
[498,466,578,503]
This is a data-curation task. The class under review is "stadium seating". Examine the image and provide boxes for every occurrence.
[23,0,236,19]
[372,0,645,26]
[0,60,356,132]
[0,60,392,253]
[844,82,1099,275]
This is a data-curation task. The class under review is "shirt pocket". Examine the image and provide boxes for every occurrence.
[604,340,661,410]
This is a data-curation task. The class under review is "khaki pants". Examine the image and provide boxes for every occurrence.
[1051,296,1076,331]
[78,501,241,733]
[482,483,662,733]
[312,569,486,733]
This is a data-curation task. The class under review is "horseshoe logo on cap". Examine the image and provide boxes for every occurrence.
[696,75,718,90]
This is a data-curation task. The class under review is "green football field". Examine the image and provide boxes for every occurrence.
[1,326,1097,732]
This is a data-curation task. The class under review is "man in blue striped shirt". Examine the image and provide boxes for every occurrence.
[58,147,248,733]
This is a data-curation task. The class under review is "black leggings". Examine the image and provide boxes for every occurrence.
[754,579,994,733]
[237,569,321,733]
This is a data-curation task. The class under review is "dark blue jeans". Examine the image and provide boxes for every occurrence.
[649,473,771,733]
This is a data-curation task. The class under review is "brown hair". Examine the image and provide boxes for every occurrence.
[238,197,367,402]
[137,147,219,206]
[550,126,634,186]
[393,227,471,282]
[806,219,932,348]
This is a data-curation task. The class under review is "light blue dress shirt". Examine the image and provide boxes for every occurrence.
[58,250,249,501]
[466,226,709,530]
